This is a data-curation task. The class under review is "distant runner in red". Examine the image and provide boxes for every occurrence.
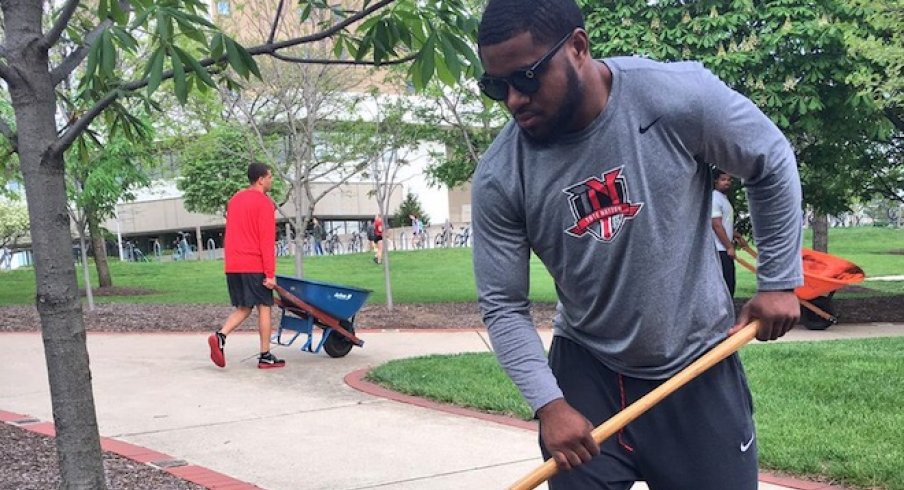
[373,214,384,264]
[208,162,285,369]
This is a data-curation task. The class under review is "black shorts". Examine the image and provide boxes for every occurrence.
[226,273,273,308]
[543,336,757,490]
[373,235,383,242]
[718,250,737,297]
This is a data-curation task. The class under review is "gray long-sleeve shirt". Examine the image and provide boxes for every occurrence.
[472,57,803,415]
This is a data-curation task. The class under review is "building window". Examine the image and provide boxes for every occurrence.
[217,0,230,16]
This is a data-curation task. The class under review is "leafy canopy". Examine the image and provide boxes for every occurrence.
[176,125,286,216]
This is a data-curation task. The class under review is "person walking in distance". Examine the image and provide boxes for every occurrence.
[373,214,384,264]
[311,217,325,256]
[471,1,803,488]
[208,162,285,369]
[712,169,737,297]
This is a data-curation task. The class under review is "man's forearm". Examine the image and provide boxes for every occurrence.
[712,219,733,250]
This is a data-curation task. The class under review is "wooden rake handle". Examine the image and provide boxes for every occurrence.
[508,322,760,490]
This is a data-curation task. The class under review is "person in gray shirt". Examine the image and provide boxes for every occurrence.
[472,0,803,488]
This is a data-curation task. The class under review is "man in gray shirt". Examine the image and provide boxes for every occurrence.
[472,0,803,488]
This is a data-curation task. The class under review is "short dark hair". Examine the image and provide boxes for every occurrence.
[247,162,270,184]
[713,168,729,180]
[478,0,584,49]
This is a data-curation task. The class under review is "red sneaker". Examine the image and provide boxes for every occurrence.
[208,332,226,368]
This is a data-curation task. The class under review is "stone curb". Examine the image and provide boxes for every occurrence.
[0,409,263,490]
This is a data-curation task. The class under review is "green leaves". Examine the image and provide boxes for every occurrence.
[0,199,29,248]
[65,124,154,222]
[170,47,187,103]
[579,0,901,214]
[345,0,478,91]
[175,125,268,216]
[145,47,165,96]
[223,36,261,80]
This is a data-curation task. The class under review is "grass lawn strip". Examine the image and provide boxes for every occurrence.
[1,227,902,305]
[367,337,904,490]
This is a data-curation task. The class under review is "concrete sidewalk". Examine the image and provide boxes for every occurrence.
[2,322,902,490]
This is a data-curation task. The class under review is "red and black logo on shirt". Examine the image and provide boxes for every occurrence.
[564,167,644,242]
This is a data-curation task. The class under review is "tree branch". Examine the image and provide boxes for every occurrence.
[48,0,402,157]
[51,20,113,86]
[267,0,286,44]
[269,51,417,66]
[248,0,396,55]
[0,61,18,85]
[50,89,120,157]
[885,108,904,133]
[0,117,17,153]
[441,93,480,164]
[117,0,399,94]
[40,0,82,50]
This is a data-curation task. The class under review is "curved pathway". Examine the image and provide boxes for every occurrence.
[2,323,901,489]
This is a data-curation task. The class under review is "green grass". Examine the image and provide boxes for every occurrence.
[0,247,562,305]
[0,227,902,305]
[367,337,904,490]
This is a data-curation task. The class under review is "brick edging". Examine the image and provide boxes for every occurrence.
[344,369,851,490]
[0,409,262,490]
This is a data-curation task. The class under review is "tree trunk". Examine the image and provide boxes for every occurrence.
[291,182,309,278]
[379,211,394,310]
[88,212,112,287]
[4,1,107,487]
[293,213,310,278]
[812,213,829,252]
[79,232,95,311]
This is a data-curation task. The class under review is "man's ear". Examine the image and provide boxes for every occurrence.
[570,29,591,67]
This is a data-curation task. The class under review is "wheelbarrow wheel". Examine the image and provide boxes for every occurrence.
[324,325,355,358]
[801,295,835,330]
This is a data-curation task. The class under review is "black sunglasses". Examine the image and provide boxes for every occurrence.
[478,32,573,101]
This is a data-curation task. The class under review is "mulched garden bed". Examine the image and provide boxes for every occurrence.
[0,423,203,490]
[2,296,902,333]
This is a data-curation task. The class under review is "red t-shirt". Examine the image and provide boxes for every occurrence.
[224,189,276,278]
[374,217,383,237]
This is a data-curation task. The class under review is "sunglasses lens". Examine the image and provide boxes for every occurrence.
[479,77,508,101]
[510,73,541,95]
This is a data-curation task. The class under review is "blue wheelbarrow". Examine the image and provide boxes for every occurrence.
[272,275,370,358]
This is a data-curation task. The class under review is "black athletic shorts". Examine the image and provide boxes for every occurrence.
[719,250,737,297]
[543,336,758,490]
[226,273,273,307]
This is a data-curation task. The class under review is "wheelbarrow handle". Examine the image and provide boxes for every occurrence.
[508,322,760,490]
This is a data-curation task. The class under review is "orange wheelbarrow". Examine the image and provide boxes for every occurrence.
[734,235,865,330]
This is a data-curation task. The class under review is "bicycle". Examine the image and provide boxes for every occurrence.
[454,226,471,247]
[347,232,365,253]
[124,241,150,262]
[435,228,453,248]
[325,230,343,255]
[276,239,290,257]
[132,248,150,262]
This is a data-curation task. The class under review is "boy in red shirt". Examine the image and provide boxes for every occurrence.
[208,162,285,369]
